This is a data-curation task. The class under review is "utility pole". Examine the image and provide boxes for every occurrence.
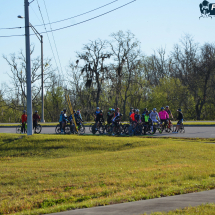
[41,35,44,122]
[25,0,33,135]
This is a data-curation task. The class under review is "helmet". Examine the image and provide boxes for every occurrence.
[161,107,164,110]
[136,109,139,112]
[61,111,64,114]
[144,108,147,111]
[96,107,100,110]
[100,110,103,113]
[116,107,120,110]
[109,108,112,111]
[73,110,76,113]
[63,108,66,111]
[35,110,38,113]
[177,108,182,112]
[145,110,149,114]
[120,113,123,116]
[23,110,26,113]
[153,108,156,111]
[112,109,115,112]
[166,106,169,108]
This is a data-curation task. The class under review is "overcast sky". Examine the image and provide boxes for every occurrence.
[0,0,214,86]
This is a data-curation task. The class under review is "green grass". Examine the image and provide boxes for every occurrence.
[149,203,215,214]
[1,134,215,214]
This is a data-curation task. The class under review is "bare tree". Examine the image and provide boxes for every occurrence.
[77,39,111,107]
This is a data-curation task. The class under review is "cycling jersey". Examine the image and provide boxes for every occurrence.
[166,109,172,115]
[158,111,169,120]
[135,114,141,122]
[143,115,150,123]
[96,113,104,122]
[33,114,40,122]
[177,112,183,121]
[113,112,120,122]
[94,111,100,116]
[62,113,67,122]
[130,113,135,122]
[107,112,114,123]
[21,114,27,123]
[150,112,160,121]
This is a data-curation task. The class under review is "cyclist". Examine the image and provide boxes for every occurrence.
[135,109,141,123]
[159,107,169,128]
[95,110,104,130]
[130,109,136,124]
[142,110,151,135]
[62,108,67,133]
[129,107,133,120]
[175,109,184,133]
[150,108,160,133]
[76,110,83,126]
[94,107,100,119]
[107,108,114,125]
[33,111,40,133]
[165,106,174,119]
[21,110,27,134]
[141,108,148,122]
[112,108,121,135]
[59,111,64,131]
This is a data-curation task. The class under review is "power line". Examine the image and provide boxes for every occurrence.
[0,0,136,38]
[0,0,119,30]
[36,0,60,74]
[42,0,64,75]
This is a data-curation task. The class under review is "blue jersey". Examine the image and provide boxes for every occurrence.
[95,111,100,116]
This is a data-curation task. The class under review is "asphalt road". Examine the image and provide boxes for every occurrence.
[47,189,215,215]
[1,126,215,138]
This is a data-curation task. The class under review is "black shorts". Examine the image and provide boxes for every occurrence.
[160,119,168,124]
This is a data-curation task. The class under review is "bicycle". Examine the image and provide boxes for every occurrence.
[34,123,42,134]
[167,119,174,132]
[92,122,105,134]
[128,122,142,136]
[178,123,185,133]
[55,123,70,134]
[16,123,27,134]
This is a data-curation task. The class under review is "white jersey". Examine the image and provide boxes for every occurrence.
[150,111,160,121]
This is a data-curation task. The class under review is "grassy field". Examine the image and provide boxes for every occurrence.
[150,203,215,214]
[1,135,215,215]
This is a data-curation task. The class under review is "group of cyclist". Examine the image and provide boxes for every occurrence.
[20,105,183,135]
[94,106,183,134]
[59,108,83,134]
[21,110,40,133]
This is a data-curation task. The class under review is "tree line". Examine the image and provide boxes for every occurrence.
[1,31,215,122]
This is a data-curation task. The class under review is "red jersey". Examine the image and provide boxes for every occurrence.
[130,113,135,122]
[22,114,27,123]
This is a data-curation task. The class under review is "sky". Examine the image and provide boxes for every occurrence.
[0,0,214,86]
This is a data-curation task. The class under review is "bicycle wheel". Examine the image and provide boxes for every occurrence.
[124,124,130,135]
[89,123,94,132]
[158,124,163,134]
[55,125,61,134]
[99,125,105,134]
[16,125,22,134]
[64,125,71,134]
[79,124,85,135]
[35,124,42,134]
[128,125,134,136]
[179,124,185,133]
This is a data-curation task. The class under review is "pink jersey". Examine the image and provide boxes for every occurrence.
[158,111,169,120]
